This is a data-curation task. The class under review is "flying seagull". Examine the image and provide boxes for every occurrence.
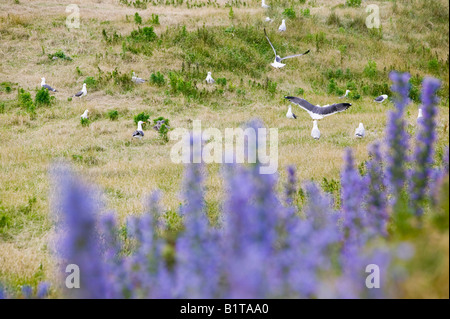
[132,72,146,84]
[80,109,89,120]
[73,83,87,98]
[264,28,310,69]
[286,105,297,119]
[278,19,286,32]
[261,0,270,8]
[40,78,57,92]
[311,120,320,140]
[355,123,365,138]
[205,72,215,84]
[132,121,145,139]
[285,96,352,120]
[339,90,350,99]
[374,94,388,103]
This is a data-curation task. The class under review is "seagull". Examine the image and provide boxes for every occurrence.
[40,78,57,92]
[80,109,89,119]
[417,108,423,121]
[261,0,270,8]
[132,121,145,139]
[311,120,320,140]
[73,83,87,98]
[286,105,297,119]
[205,72,215,84]
[264,29,310,69]
[285,96,352,120]
[374,94,388,103]
[339,90,350,99]
[132,72,146,84]
[278,19,286,32]
[355,123,365,138]
[265,17,273,22]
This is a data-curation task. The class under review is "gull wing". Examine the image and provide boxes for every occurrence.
[264,28,277,57]
[280,49,310,61]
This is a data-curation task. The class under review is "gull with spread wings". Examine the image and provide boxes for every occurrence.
[285,96,351,120]
[264,28,310,69]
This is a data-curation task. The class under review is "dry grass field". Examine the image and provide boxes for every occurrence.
[0,0,448,297]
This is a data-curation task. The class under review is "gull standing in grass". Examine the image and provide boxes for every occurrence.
[132,121,145,139]
[339,90,350,99]
[286,105,297,119]
[278,19,286,32]
[73,83,87,98]
[311,120,320,140]
[284,96,351,119]
[205,72,215,84]
[132,72,146,84]
[80,109,89,120]
[265,17,273,22]
[261,0,270,9]
[40,77,57,92]
[355,123,365,138]
[374,94,388,103]
[264,29,310,69]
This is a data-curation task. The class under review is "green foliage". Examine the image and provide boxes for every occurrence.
[134,12,142,24]
[315,32,326,52]
[125,26,157,55]
[107,110,119,121]
[327,78,337,94]
[153,116,171,143]
[1,82,13,93]
[102,29,122,44]
[84,76,97,89]
[229,7,234,20]
[150,71,165,86]
[134,112,150,125]
[363,60,377,79]
[300,8,311,17]
[216,78,227,86]
[349,90,361,100]
[76,66,83,76]
[168,72,198,98]
[283,7,296,20]
[48,50,72,61]
[296,88,305,95]
[346,0,361,8]
[150,13,160,25]
[18,88,35,113]
[80,117,90,127]
[35,87,51,106]
[0,102,5,113]
[327,11,342,26]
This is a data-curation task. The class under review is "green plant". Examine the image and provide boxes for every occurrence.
[150,71,165,86]
[150,13,159,25]
[108,110,119,121]
[229,7,234,20]
[327,78,337,94]
[76,66,83,76]
[216,78,227,86]
[346,0,361,8]
[315,32,326,52]
[300,8,311,17]
[153,116,171,143]
[80,118,90,127]
[48,50,72,61]
[283,7,296,19]
[134,12,142,24]
[84,76,97,89]
[18,88,35,113]
[364,60,377,79]
[35,87,51,106]
[134,112,150,125]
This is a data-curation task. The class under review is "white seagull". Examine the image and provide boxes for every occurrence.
[265,17,273,22]
[355,123,365,138]
[339,90,350,99]
[80,109,89,119]
[374,94,388,103]
[132,121,145,139]
[285,96,352,120]
[311,120,320,140]
[73,83,87,98]
[132,72,146,84]
[261,0,270,8]
[264,29,310,69]
[286,105,297,119]
[278,19,286,32]
[40,78,57,92]
[205,71,215,84]
[417,108,423,121]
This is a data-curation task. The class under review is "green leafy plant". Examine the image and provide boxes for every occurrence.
[153,116,171,143]
[18,88,35,113]
[35,87,51,106]
[80,118,90,127]
[108,110,119,121]
[134,12,142,24]
[48,50,72,61]
[150,71,165,86]
[150,13,159,25]
[216,78,227,86]
[346,0,361,7]
[134,112,150,125]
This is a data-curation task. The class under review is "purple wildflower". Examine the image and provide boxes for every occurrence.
[36,282,51,299]
[284,165,297,206]
[21,285,33,299]
[409,77,441,216]
[385,72,411,207]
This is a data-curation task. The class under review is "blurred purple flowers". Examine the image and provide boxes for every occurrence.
[3,73,445,299]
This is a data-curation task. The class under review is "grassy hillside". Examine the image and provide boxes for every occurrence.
[0,0,449,297]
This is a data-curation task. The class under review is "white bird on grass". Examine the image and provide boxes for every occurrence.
[355,123,365,138]
[311,120,320,140]
[261,0,270,9]
[374,94,388,103]
[205,71,215,84]
[40,78,57,92]
[80,109,89,120]
[132,72,146,84]
[278,19,286,32]
[339,90,350,99]
[265,17,273,22]
[264,29,310,69]
[132,121,145,139]
[286,105,297,119]
[73,83,87,98]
